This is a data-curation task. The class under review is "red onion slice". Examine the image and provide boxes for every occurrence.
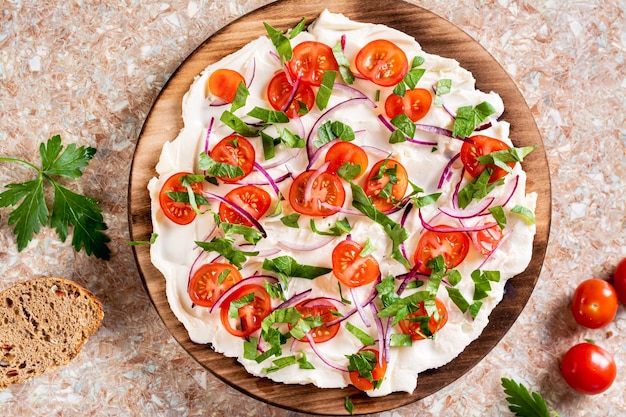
[204,117,215,155]
[305,333,349,372]
[350,287,371,328]
[369,303,387,366]
[201,191,267,237]
[377,115,438,146]
[253,161,281,197]
[418,208,497,233]
[439,197,495,219]
[209,275,279,313]
[307,139,339,170]
[275,289,313,310]
[437,152,460,189]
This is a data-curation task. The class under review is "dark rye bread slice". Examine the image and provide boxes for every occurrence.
[0,277,103,390]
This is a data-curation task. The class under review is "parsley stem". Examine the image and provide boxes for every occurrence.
[0,156,41,174]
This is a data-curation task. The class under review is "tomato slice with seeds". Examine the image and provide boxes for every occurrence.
[349,348,387,391]
[220,284,272,338]
[332,239,380,288]
[460,135,515,183]
[413,225,470,274]
[398,298,448,340]
[364,159,409,212]
[188,263,242,308]
[288,41,339,86]
[471,223,503,256]
[267,71,315,118]
[355,39,409,87]
[293,298,340,344]
[288,170,346,217]
[324,141,369,179]
[384,88,432,122]
[209,134,255,183]
[218,185,271,227]
[207,68,245,103]
[158,172,202,225]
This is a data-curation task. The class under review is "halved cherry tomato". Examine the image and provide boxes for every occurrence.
[288,170,346,216]
[398,298,448,340]
[324,141,369,179]
[158,172,202,225]
[460,135,515,183]
[561,342,616,395]
[288,41,339,86]
[355,39,408,87]
[364,159,408,212]
[613,257,626,304]
[571,278,618,329]
[349,348,387,391]
[471,223,503,256]
[188,262,242,307]
[413,225,470,274]
[267,71,315,118]
[207,68,245,103]
[209,134,255,183]
[293,298,340,344]
[220,284,272,338]
[218,185,271,227]
[331,239,380,288]
[384,88,432,122]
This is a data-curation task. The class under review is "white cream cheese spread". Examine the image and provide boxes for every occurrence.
[148,10,537,397]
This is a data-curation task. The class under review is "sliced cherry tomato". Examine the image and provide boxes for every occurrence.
[413,226,470,274]
[460,135,515,183]
[331,239,380,288]
[267,71,315,118]
[355,39,408,87]
[207,68,245,103]
[348,348,387,391]
[293,298,340,344]
[398,298,448,340]
[220,284,272,338]
[218,185,271,227]
[561,342,616,395]
[188,263,242,308]
[384,88,432,122]
[471,223,503,256]
[324,141,369,179]
[209,134,255,183]
[158,172,202,225]
[288,41,339,86]
[612,257,626,304]
[288,170,346,217]
[364,159,408,212]
[571,278,618,329]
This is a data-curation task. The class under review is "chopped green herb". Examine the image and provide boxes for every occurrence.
[501,378,558,417]
[489,205,507,229]
[220,110,260,137]
[264,22,293,64]
[358,238,376,257]
[337,162,363,181]
[127,232,158,246]
[452,101,496,139]
[309,217,351,236]
[457,168,504,209]
[390,333,412,347]
[345,396,354,415]
[315,120,355,147]
[390,113,416,139]
[476,145,537,174]
[280,213,301,228]
[512,205,536,224]
[316,70,337,110]
[221,222,264,244]
[247,106,289,124]
[230,81,249,113]
[346,322,375,346]
[195,237,259,269]
[332,42,355,85]
[198,152,245,180]
[263,255,332,279]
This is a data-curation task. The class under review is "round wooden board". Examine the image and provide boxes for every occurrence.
[128,0,551,414]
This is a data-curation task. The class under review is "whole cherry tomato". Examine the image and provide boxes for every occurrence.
[571,278,618,329]
[561,342,616,395]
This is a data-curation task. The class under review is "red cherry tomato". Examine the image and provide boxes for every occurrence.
[288,170,346,217]
[398,298,448,340]
[561,342,616,395]
[293,298,340,344]
[218,185,271,227]
[460,135,515,183]
[188,263,242,307]
[219,284,272,337]
[384,88,432,122]
[158,172,202,225]
[331,239,380,288]
[267,71,315,118]
[207,68,245,103]
[364,159,409,212]
[471,223,503,256]
[571,278,618,329]
[209,134,256,183]
[612,257,626,304]
[413,226,470,274]
[349,348,387,391]
[288,41,339,86]
[324,141,369,179]
[355,40,408,87]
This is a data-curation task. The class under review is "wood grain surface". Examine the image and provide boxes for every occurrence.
[128,0,551,414]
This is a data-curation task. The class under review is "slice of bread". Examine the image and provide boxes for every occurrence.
[0,277,103,390]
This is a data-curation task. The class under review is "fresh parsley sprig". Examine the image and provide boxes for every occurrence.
[0,135,111,259]
[501,378,560,417]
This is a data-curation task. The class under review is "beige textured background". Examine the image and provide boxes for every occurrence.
[0,0,624,416]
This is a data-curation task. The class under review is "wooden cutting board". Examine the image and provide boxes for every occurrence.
[128,0,551,414]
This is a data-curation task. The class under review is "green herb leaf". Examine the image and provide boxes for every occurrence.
[247,106,289,124]
[195,237,259,269]
[229,292,255,318]
[280,213,301,228]
[512,205,536,224]
[390,333,412,347]
[230,82,250,113]
[390,113,416,139]
[263,255,332,279]
[315,120,355,147]
[345,396,354,415]
[476,146,537,174]
[501,378,556,417]
[288,17,307,39]
[261,131,276,160]
[198,152,245,180]
[434,78,452,105]
[309,218,351,236]
[264,22,293,64]
[337,162,363,182]
[489,205,507,229]
[346,322,375,346]
[222,222,264,244]
[220,110,260,137]
[457,169,504,209]
[316,70,337,110]
[332,42,355,85]
[127,232,158,246]
[452,101,496,139]
[445,287,470,313]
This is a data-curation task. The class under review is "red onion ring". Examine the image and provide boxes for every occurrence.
[418,208,497,233]
[201,191,267,237]
[305,333,349,372]
[439,197,495,219]
[209,275,279,313]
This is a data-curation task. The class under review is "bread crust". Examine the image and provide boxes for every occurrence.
[0,277,103,390]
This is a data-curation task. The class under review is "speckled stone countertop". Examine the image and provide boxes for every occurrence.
[0,0,624,416]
